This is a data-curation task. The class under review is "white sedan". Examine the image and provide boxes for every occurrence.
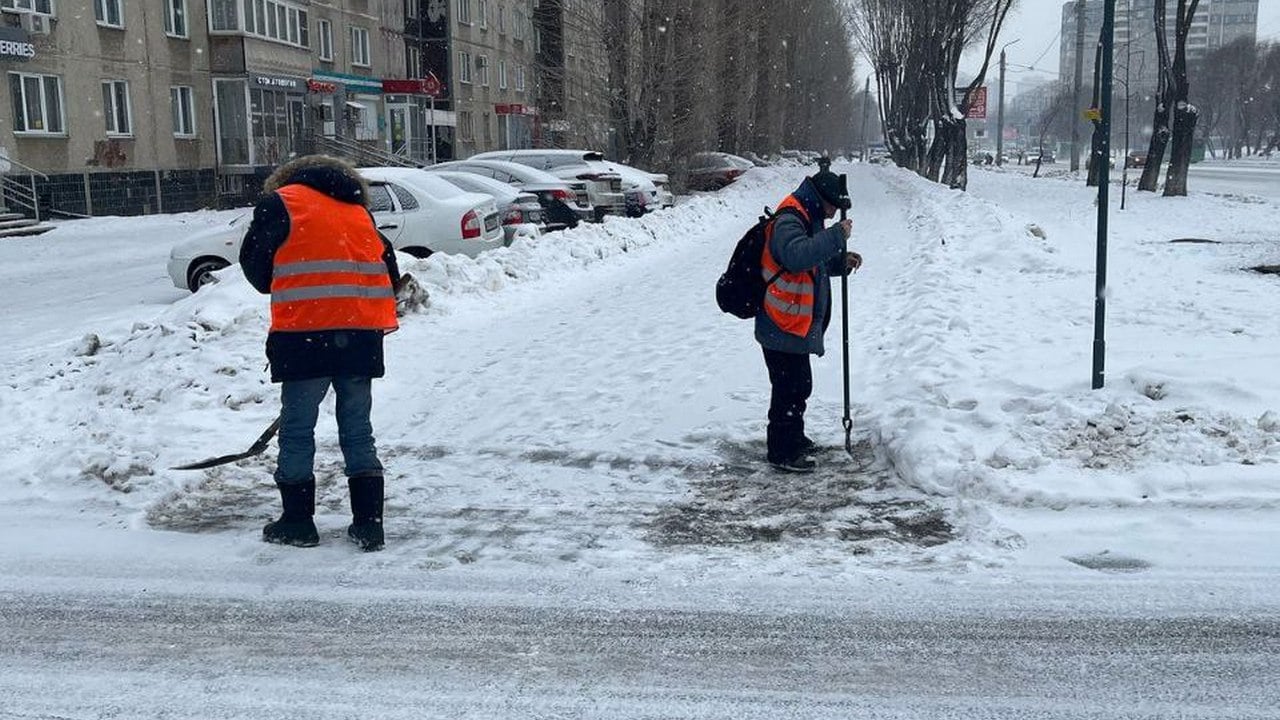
[167,168,503,291]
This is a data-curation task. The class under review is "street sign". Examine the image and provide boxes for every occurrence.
[422,73,443,98]
[966,87,988,119]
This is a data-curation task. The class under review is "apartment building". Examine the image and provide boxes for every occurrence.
[533,0,608,151]
[1060,0,1260,94]
[208,0,405,201]
[0,0,217,216]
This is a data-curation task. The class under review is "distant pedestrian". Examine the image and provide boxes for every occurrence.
[240,155,400,551]
[756,161,861,472]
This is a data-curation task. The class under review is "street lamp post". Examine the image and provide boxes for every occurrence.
[996,38,1021,166]
[1093,0,1117,390]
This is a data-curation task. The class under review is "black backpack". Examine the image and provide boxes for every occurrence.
[715,207,801,319]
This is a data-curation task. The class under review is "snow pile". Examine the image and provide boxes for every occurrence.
[855,165,1280,511]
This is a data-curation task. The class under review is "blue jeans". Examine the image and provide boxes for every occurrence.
[275,376,383,485]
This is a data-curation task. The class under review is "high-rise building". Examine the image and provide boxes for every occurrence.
[1059,0,1260,93]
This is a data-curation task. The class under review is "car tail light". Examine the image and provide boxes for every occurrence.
[461,209,481,239]
[550,188,574,201]
[726,169,744,179]
[503,207,523,225]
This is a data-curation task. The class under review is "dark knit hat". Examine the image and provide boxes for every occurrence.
[809,158,850,210]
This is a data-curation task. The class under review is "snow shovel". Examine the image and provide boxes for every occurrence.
[838,172,854,457]
[171,416,280,470]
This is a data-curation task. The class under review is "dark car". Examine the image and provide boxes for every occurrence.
[1126,151,1148,168]
[687,152,754,191]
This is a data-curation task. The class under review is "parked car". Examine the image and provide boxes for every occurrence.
[1126,151,1148,168]
[426,169,545,245]
[687,152,755,191]
[599,161,675,216]
[429,158,593,230]
[740,151,769,167]
[1028,150,1057,164]
[471,149,627,221]
[167,168,503,292]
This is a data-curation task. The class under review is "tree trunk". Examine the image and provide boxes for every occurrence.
[1163,0,1203,197]
[940,119,969,189]
[1163,102,1198,196]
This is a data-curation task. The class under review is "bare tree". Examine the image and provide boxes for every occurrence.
[1137,0,1172,192]
[1033,88,1073,178]
[1163,0,1203,197]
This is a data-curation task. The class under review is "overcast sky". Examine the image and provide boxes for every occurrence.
[956,0,1280,93]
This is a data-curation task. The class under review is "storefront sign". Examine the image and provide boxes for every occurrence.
[495,103,538,116]
[252,74,303,91]
[0,27,36,61]
[381,76,445,98]
[307,79,338,94]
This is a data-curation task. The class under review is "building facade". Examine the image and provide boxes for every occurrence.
[0,0,419,216]
[207,0,406,201]
[0,0,217,216]
[533,0,608,151]
[1060,0,1260,94]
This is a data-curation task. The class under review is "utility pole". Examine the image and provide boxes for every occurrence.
[997,49,1007,165]
[1093,0,1117,390]
[858,76,872,162]
[1072,0,1086,173]
[996,39,1020,166]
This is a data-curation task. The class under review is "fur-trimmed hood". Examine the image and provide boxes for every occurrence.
[262,154,369,206]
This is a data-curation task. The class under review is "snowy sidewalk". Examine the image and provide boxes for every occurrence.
[1,163,1277,578]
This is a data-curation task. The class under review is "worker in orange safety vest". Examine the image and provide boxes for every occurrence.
[240,155,399,551]
[755,163,862,473]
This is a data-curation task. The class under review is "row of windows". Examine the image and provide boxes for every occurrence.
[455,0,531,40]
[66,0,192,37]
[457,52,527,90]
[8,72,195,138]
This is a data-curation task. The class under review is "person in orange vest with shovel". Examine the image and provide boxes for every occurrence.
[756,160,861,472]
[239,155,400,551]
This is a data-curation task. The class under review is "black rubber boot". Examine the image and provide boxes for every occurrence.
[347,474,385,552]
[263,478,319,547]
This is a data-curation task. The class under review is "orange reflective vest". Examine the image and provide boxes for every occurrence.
[270,184,399,334]
[760,194,816,338]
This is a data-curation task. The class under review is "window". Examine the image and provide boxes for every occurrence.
[499,60,507,89]
[406,45,422,78]
[3,0,54,13]
[478,55,489,86]
[367,184,395,213]
[349,27,370,67]
[459,110,474,140]
[513,7,525,40]
[457,0,471,24]
[95,0,123,27]
[102,80,132,136]
[214,78,249,164]
[389,183,419,210]
[478,0,487,28]
[164,0,188,37]
[498,3,505,33]
[405,0,419,18]
[482,112,491,144]
[209,0,238,30]
[8,72,63,134]
[317,19,333,60]
[244,0,309,47]
[458,51,472,83]
[170,86,196,136]
[515,64,525,91]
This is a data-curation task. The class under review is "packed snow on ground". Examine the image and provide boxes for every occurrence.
[0,161,1277,587]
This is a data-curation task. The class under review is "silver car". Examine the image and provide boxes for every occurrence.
[470,149,627,221]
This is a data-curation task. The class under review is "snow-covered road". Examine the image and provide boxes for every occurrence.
[2,163,1278,718]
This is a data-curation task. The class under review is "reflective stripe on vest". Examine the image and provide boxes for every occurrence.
[270,184,399,334]
[760,195,815,338]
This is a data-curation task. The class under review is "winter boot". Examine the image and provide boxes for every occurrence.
[263,478,319,547]
[347,474,385,552]
[769,454,817,474]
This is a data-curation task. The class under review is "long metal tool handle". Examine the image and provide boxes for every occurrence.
[839,173,854,456]
[171,416,281,470]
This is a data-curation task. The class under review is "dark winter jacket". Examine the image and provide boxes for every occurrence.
[754,177,850,356]
[239,155,400,383]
